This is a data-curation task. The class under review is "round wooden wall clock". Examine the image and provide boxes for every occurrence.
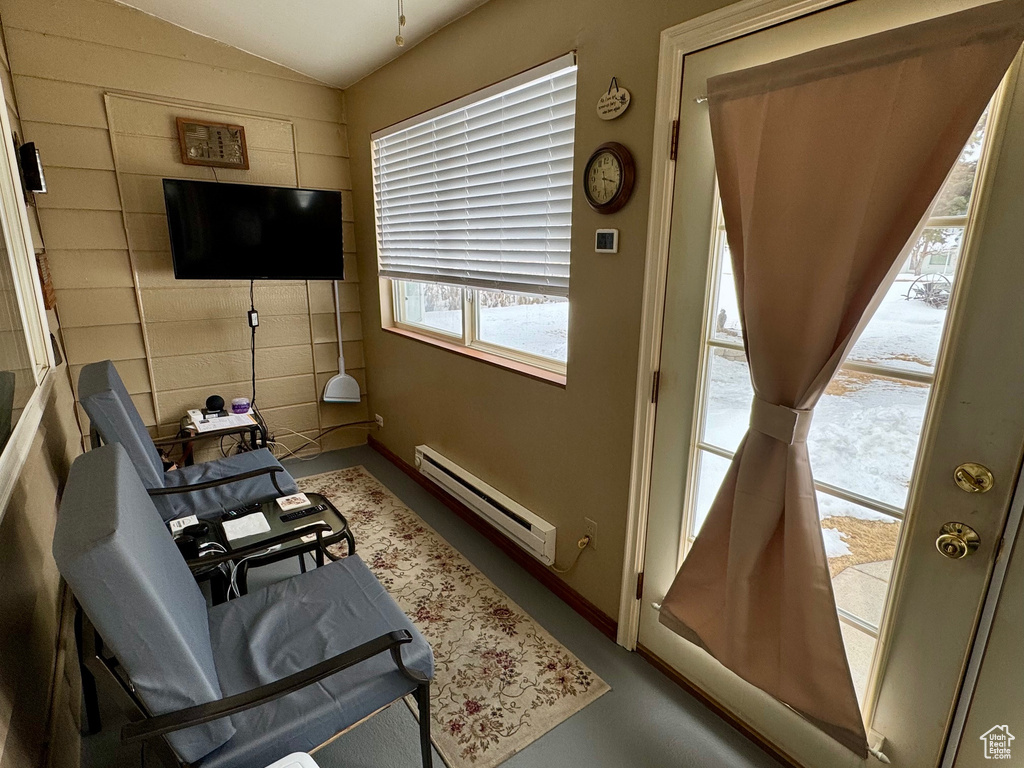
[583,142,635,214]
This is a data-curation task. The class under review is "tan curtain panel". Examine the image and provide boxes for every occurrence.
[658,0,1024,755]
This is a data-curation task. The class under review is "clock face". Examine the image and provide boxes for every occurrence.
[586,151,622,206]
[582,142,635,214]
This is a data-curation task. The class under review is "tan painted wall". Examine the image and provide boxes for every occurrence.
[0,0,368,458]
[346,0,730,619]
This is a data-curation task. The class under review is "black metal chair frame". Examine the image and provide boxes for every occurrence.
[79,612,433,768]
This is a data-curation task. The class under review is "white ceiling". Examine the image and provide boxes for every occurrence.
[115,0,491,88]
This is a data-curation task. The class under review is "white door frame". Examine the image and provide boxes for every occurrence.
[617,0,849,649]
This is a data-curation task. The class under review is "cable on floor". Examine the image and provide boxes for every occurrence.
[263,420,378,461]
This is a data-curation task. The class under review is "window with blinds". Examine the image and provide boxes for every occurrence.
[372,54,577,377]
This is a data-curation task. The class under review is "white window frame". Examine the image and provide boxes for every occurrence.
[0,75,56,521]
[388,278,568,375]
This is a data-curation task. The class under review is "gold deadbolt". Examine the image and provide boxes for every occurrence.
[953,462,994,494]
[936,522,980,560]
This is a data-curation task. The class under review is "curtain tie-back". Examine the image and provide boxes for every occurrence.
[749,397,813,444]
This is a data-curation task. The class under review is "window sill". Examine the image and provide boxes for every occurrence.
[382,325,567,388]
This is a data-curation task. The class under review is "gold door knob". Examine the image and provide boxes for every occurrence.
[936,522,980,559]
[954,463,994,493]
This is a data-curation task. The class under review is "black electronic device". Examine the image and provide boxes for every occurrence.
[224,502,262,518]
[181,522,210,538]
[18,141,46,193]
[162,179,344,280]
[280,503,329,523]
[202,394,227,417]
[174,534,200,560]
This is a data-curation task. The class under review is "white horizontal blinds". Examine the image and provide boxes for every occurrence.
[373,54,577,297]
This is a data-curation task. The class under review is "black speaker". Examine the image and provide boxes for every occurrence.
[202,394,227,417]
[18,142,46,193]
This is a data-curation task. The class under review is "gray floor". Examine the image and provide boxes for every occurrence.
[83,444,782,768]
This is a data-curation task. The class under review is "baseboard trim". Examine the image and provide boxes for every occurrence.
[635,643,802,768]
[368,435,619,642]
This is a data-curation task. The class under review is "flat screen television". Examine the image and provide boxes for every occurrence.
[163,179,344,280]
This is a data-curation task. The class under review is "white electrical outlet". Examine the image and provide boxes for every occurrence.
[375,414,384,428]
[584,517,597,551]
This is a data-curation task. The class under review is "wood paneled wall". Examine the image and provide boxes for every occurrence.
[0,0,369,457]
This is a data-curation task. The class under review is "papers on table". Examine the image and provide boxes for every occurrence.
[297,521,333,543]
[222,512,271,541]
[187,409,257,434]
[262,752,323,768]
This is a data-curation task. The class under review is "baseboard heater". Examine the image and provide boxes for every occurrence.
[414,445,556,565]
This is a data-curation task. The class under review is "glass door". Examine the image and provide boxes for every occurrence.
[638,2,1024,765]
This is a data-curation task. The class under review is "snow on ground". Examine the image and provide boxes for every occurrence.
[812,374,927,510]
[421,307,462,336]
[848,278,948,373]
[698,265,954,560]
[716,263,949,373]
[424,301,569,361]
[479,301,568,361]
[821,528,852,558]
[702,353,930,510]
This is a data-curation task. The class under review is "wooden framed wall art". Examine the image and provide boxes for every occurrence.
[176,117,249,170]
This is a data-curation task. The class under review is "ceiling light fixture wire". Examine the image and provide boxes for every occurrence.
[395,0,406,46]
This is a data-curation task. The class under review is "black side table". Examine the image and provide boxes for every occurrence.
[217,492,355,595]
[170,523,233,604]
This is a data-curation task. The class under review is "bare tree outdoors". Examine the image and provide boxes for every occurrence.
[931,118,985,218]
[906,114,985,275]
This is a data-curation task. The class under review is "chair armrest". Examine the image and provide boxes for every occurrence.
[184,522,334,570]
[121,629,428,745]
[148,466,285,497]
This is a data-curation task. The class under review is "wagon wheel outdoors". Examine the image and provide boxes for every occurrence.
[905,272,952,309]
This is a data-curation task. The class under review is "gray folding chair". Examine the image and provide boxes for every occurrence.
[55,443,434,768]
[78,360,300,521]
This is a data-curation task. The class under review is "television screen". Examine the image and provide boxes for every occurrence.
[163,179,344,280]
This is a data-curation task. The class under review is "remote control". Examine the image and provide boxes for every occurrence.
[280,503,328,523]
[224,502,261,518]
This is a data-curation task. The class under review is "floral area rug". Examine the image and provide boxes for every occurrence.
[298,466,610,768]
